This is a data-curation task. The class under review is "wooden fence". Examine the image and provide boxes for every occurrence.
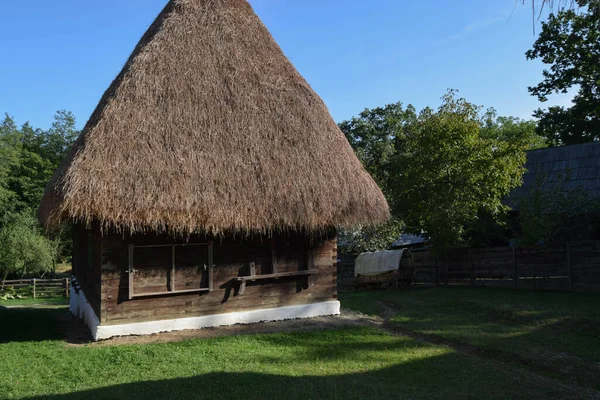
[339,241,600,292]
[0,278,70,298]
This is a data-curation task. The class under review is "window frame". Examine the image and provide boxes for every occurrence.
[128,242,214,300]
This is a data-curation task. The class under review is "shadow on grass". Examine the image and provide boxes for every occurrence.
[17,352,579,400]
[0,307,68,343]
[349,287,600,391]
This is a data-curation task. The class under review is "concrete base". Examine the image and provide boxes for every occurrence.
[69,285,101,339]
[69,287,340,341]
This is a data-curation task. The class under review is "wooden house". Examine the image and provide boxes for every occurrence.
[38,0,388,340]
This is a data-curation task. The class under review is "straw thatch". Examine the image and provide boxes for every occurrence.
[39,0,389,235]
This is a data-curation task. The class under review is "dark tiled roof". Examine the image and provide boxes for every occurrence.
[508,142,600,210]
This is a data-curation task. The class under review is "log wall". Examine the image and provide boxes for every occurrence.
[98,232,337,325]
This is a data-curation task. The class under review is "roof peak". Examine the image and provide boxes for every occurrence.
[39,0,389,234]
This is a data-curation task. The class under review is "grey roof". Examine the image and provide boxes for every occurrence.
[391,233,427,248]
[508,142,600,210]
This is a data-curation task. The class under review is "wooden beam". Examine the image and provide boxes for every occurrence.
[130,288,211,299]
[235,269,319,283]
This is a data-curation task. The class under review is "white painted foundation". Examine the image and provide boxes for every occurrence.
[69,287,340,340]
[69,285,101,340]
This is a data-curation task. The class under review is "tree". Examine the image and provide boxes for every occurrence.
[480,109,546,150]
[389,91,527,251]
[0,111,79,277]
[338,103,416,252]
[0,212,55,280]
[526,0,600,145]
[517,173,600,245]
[0,115,23,218]
[337,218,404,254]
[339,102,417,199]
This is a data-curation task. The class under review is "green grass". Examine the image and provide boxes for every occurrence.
[0,289,598,399]
[0,297,68,307]
[340,287,600,391]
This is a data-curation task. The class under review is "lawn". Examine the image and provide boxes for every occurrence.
[0,297,69,307]
[340,287,600,392]
[0,288,598,400]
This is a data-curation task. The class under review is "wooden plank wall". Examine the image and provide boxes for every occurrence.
[73,224,102,318]
[99,232,337,325]
[338,241,600,292]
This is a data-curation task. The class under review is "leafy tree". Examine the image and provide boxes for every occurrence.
[339,102,417,199]
[480,109,546,150]
[389,91,527,251]
[338,103,416,252]
[517,173,600,245]
[526,0,600,145]
[0,111,79,277]
[0,212,55,280]
[0,115,22,216]
[338,218,404,254]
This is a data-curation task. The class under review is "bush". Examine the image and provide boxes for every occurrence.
[0,212,55,280]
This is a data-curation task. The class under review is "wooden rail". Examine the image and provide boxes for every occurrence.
[0,278,69,298]
[339,241,600,292]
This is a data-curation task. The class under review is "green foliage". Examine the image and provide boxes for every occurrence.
[0,212,55,280]
[526,0,600,145]
[480,109,546,150]
[339,102,417,199]
[340,92,529,252]
[390,91,527,251]
[0,111,79,278]
[517,173,600,245]
[338,218,404,254]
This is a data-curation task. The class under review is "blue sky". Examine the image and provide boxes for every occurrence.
[0,0,572,130]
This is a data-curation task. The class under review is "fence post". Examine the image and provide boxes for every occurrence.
[444,254,449,287]
[567,243,572,292]
[65,277,70,298]
[512,247,517,290]
[469,249,474,287]
[33,278,36,299]
[532,261,537,292]
[434,255,439,287]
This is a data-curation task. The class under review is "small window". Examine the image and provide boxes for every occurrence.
[128,243,213,299]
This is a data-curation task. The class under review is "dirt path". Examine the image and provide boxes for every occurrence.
[66,308,382,346]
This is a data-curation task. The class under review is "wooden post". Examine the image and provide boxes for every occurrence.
[307,249,315,287]
[128,244,134,300]
[271,238,278,274]
[208,241,214,292]
[532,261,537,292]
[567,243,572,292]
[33,278,36,299]
[65,277,69,298]
[434,255,439,287]
[469,249,474,287]
[170,245,176,292]
[512,247,517,290]
[444,254,449,287]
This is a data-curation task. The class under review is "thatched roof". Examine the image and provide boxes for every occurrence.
[39,0,389,235]
[508,142,600,210]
